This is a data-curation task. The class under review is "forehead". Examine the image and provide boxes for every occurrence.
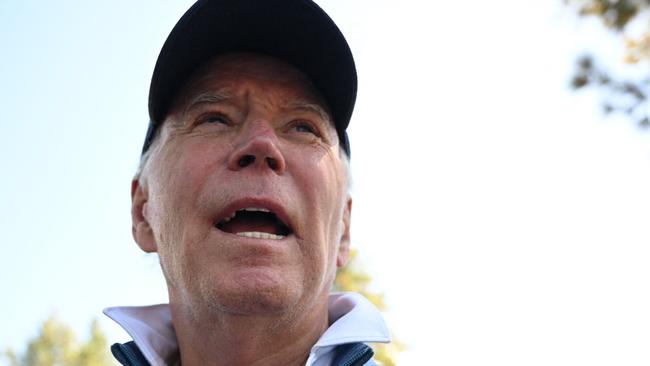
[172,53,331,114]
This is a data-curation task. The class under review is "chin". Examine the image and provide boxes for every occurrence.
[202,271,302,315]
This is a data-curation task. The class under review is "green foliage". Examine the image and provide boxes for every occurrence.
[76,321,112,366]
[567,0,650,127]
[334,249,404,366]
[567,0,649,30]
[2,316,114,366]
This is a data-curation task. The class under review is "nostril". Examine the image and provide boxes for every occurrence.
[266,157,278,170]
[238,155,255,167]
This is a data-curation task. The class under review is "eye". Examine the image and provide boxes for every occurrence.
[292,121,319,135]
[198,113,230,125]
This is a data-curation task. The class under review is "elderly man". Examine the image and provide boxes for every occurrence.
[104,0,389,365]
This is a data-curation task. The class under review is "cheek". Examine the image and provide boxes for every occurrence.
[314,155,347,222]
[293,151,347,249]
[147,141,225,244]
[159,142,223,207]
[293,145,344,196]
[147,142,226,289]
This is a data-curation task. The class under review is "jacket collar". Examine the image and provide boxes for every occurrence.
[104,292,390,366]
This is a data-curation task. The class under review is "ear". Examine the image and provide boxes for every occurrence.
[336,196,352,268]
[131,178,157,253]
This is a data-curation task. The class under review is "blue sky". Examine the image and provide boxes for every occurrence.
[2,1,650,365]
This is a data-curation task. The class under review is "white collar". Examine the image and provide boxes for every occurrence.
[104,292,390,366]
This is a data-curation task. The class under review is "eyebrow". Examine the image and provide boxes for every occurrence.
[181,90,331,123]
[287,100,331,123]
[183,90,234,116]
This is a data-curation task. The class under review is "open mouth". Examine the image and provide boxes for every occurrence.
[215,207,292,240]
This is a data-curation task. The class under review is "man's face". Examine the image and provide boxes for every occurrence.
[132,53,351,316]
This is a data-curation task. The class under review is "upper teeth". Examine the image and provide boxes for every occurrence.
[237,231,285,240]
[221,207,271,223]
[243,207,270,212]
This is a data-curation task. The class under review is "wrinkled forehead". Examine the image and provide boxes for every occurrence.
[169,53,333,120]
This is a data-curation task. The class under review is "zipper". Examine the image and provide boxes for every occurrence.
[111,342,151,366]
[337,343,375,366]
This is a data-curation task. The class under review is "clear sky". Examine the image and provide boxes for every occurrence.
[2,1,649,365]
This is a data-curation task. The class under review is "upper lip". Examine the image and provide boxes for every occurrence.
[214,197,294,234]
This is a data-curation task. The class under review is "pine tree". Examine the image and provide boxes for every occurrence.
[2,316,113,366]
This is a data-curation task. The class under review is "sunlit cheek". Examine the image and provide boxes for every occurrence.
[146,146,194,242]
[172,142,223,207]
[310,164,346,264]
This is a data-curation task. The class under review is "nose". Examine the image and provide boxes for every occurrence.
[226,120,286,174]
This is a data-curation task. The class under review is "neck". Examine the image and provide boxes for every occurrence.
[170,297,330,366]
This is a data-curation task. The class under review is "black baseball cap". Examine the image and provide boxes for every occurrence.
[143,0,356,156]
